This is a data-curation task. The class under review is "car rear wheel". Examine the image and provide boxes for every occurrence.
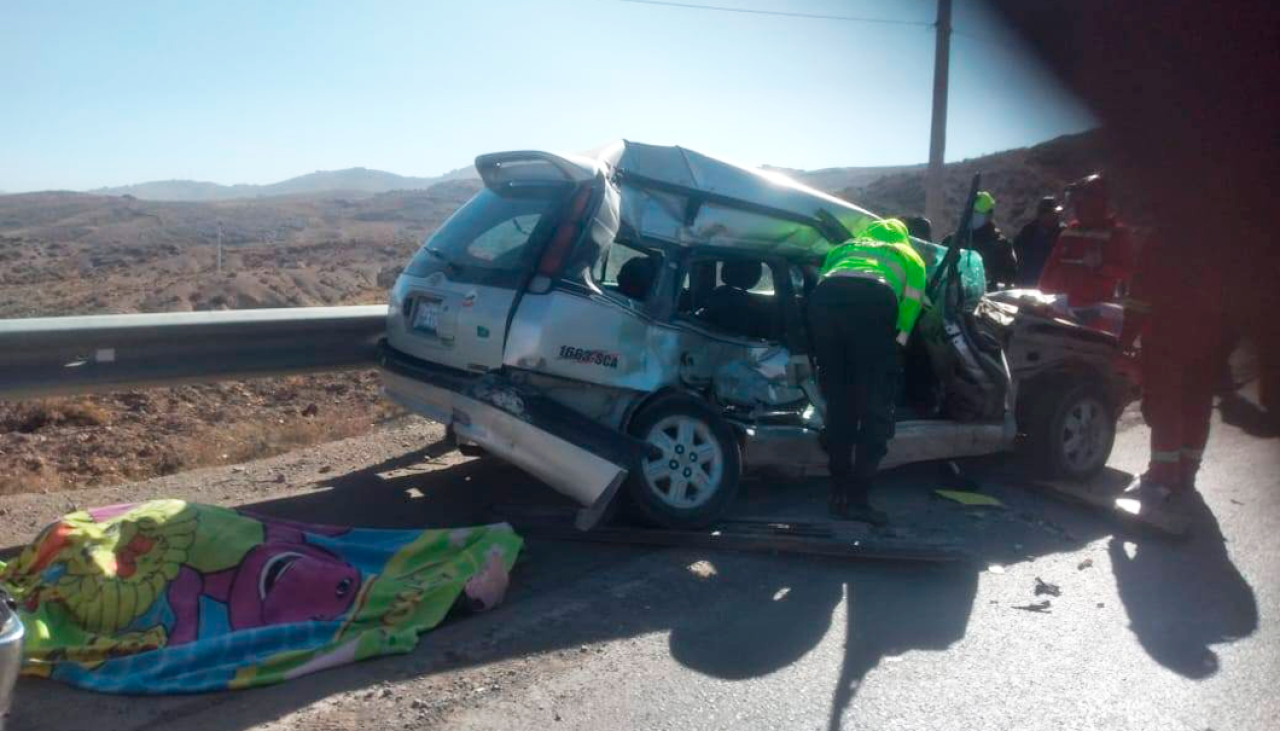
[626,395,741,529]
[1024,381,1116,480]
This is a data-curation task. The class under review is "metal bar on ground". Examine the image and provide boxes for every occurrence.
[0,305,389,401]
[1016,473,1189,537]
[495,505,968,563]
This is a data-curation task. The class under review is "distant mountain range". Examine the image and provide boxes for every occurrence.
[83,161,944,204]
[91,165,479,202]
[12,130,1118,233]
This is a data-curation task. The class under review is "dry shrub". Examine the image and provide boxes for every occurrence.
[168,401,403,472]
[0,398,110,433]
[0,468,63,496]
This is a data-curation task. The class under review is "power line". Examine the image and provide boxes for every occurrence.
[616,0,933,27]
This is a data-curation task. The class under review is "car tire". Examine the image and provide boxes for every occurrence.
[625,395,742,529]
[1023,380,1116,481]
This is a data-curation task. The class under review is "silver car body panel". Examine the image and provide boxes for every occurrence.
[504,285,789,397]
[388,150,624,377]
[381,369,626,514]
[742,419,1010,475]
[387,274,517,373]
[504,289,663,389]
[511,370,642,432]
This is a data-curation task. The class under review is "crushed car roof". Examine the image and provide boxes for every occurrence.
[598,141,878,256]
[476,141,880,257]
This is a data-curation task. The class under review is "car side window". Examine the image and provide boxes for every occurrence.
[717,261,774,294]
[593,242,661,302]
[677,257,782,342]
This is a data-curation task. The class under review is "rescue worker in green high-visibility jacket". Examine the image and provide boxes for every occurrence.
[808,218,927,524]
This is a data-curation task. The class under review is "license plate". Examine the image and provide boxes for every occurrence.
[413,300,443,334]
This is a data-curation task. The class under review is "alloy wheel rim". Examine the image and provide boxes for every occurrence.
[640,415,724,509]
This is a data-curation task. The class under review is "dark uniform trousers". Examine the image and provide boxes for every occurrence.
[807,277,901,497]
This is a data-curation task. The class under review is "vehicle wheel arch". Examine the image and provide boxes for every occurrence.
[621,390,743,528]
[1016,361,1121,426]
[621,386,703,433]
[622,386,750,454]
[1017,365,1119,480]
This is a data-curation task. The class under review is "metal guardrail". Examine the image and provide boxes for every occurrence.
[0,305,389,401]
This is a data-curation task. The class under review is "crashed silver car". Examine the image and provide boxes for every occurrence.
[378,142,1129,529]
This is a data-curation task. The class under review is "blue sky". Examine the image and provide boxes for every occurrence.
[0,0,1095,192]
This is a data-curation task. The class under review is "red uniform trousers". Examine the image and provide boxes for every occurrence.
[1140,320,1227,490]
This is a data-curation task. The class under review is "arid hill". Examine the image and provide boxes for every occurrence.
[835,130,1148,237]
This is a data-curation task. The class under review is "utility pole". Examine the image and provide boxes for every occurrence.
[925,0,952,231]
[216,220,224,274]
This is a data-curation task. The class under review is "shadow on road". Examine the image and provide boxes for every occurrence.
[828,566,977,731]
[6,440,1262,731]
[1107,491,1259,679]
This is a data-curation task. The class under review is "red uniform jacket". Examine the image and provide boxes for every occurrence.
[1123,233,1231,357]
[1037,219,1137,306]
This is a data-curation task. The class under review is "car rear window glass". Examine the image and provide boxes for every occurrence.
[405,188,561,277]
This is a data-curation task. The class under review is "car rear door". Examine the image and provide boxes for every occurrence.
[386,152,605,374]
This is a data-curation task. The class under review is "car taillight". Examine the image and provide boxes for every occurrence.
[536,186,592,278]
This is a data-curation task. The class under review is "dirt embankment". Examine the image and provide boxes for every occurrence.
[0,182,480,495]
[0,373,401,495]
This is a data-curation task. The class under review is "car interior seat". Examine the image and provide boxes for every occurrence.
[699,260,775,340]
[616,256,657,301]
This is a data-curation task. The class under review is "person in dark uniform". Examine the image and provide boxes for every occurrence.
[944,191,1017,290]
[808,219,927,524]
[1013,196,1063,287]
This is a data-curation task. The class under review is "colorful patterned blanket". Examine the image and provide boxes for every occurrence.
[0,500,521,693]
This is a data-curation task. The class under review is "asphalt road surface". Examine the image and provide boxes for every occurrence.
[5,388,1277,731]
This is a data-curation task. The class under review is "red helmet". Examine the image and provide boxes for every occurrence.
[1067,173,1109,205]
[1066,173,1111,223]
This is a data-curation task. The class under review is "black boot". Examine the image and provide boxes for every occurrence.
[845,478,888,526]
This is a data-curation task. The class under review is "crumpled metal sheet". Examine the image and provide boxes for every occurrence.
[713,347,805,407]
[600,141,877,254]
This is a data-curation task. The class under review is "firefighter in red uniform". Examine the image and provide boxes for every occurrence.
[1038,174,1137,333]
[1120,231,1231,508]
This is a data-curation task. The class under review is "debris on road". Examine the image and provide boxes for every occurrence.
[935,490,1005,508]
[1078,558,1094,570]
[1013,600,1053,613]
[1034,577,1062,597]
[0,500,523,693]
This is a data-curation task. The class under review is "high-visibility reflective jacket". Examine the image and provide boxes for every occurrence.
[819,238,927,344]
